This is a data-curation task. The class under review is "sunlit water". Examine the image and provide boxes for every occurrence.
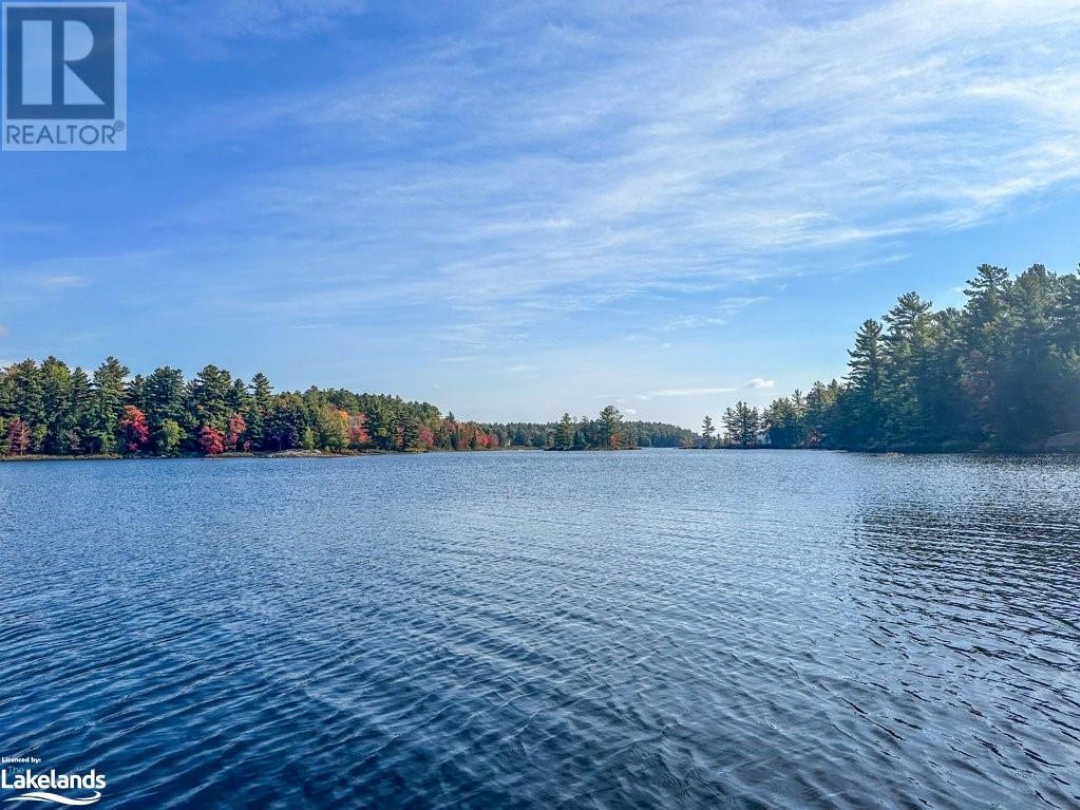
[1,451,1078,808]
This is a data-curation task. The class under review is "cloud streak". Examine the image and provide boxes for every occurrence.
[183,0,1080,347]
[648,387,737,398]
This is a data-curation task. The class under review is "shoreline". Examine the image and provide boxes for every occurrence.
[2,446,1077,463]
[0,450,380,463]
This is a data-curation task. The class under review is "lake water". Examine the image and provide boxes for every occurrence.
[1,451,1078,808]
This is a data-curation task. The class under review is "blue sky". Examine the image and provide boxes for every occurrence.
[2,0,1079,429]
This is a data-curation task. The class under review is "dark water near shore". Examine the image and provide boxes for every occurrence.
[1,451,1078,808]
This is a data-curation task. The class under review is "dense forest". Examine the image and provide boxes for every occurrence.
[705,264,1080,452]
[0,359,484,457]
[0,360,690,458]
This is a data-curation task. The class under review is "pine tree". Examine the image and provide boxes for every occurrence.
[723,402,760,448]
[555,413,575,450]
[845,320,885,448]
[87,357,129,454]
[701,414,716,449]
[597,405,623,449]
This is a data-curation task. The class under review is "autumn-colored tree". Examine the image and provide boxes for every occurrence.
[118,405,150,453]
[316,406,349,451]
[417,426,435,449]
[226,413,247,452]
[473,431,500,450]
[348,413,370,448]
[5,417,31,456]
[197,425,225,456]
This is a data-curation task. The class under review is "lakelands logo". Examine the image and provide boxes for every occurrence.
[2,1,127,151]
[1,760,105,806]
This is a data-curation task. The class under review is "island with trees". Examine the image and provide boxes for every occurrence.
[481,408,694,451]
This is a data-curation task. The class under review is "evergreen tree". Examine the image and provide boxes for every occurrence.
[87,357,129,454]
[845,320,885,449]
[701,415,716,448]
[597,405,624,449]
[723,402,760,447]
[40,357,74,455]
[555,413,575,450]
[188,365,233,433]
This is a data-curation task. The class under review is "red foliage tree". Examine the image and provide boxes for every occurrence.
[417,426,435,449]
[226,414,246,452]
[5,418,30,456]
[118,405,150,453]
[348,413,370,448]
[198,425,225,456]
[473,432,500,450]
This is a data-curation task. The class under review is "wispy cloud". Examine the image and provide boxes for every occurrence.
[181,0,1080,349]
[138,0,368,49]
[648,387,737,398]
[657,297,767,331]
[40,275,89,290]
[505,363,540,376]
[747,378,776,390]
[0,325,9,339]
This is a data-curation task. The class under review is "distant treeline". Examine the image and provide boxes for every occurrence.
[482,408,695,450]
[704,264,1080,452]
[0,359,691,458]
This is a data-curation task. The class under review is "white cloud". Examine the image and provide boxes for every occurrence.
[747,378,776,390]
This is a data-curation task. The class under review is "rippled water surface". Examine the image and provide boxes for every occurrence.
[1,451,1079,808]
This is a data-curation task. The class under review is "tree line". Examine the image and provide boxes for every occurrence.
[0,359,505,457]
[702,263,1080,452]
[0,358,693,458]
[483,409,694,450]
